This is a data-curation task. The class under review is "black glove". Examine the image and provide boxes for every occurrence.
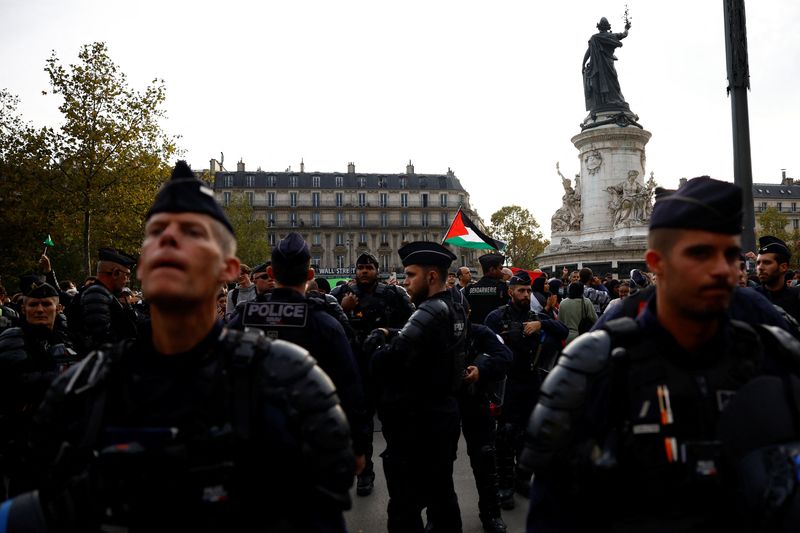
[362,329,387,357]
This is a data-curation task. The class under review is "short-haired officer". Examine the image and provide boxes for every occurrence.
[366,241,468,532]
[755,235,800,323]
[522,177,800,532]
[1,162,354,532]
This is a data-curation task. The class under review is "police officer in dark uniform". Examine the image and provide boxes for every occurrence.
[463,253,509,324]
[66,247,138,353]
[0,279,78,499]
[331,251,413,496]
[484,271,567,511]
[521,177,800,532]
[755,235,800,323]
[1,161,354,532]
[230,232,369,478]
[366,241,467,532]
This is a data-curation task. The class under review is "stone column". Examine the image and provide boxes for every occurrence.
[571,126,652,242]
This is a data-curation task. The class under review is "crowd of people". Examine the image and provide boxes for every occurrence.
[2,166,800,532]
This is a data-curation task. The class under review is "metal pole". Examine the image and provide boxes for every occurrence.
[723,0,756,251]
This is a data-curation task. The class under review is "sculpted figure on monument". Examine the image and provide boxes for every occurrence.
[582,17,631,113]
[607,170,648,226]
[551,162,582,233]
[642,171,657,219]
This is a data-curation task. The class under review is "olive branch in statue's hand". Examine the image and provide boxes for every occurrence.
[623,4,632,30]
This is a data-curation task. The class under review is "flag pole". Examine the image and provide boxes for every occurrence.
[441,207,463,245]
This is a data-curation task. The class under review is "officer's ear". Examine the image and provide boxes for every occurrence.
[221,256,241,284]
[645,248,664,278]
[267,266,275,279]
[306,268,315,281]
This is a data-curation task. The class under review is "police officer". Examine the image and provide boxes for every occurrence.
[331,251,413,496]
[484,271,567,511]
[755,235,800,323]
[0,278,78,499]
[521,177,800,532]
[366,241,467,532]
[66,246,138,353]
[230,232,369,478]
[1,161,354,532]
[463,253,509,324]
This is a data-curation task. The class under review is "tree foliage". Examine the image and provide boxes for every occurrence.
[488,205,549,269]
[0,42,177,286]
[224,193,270,268]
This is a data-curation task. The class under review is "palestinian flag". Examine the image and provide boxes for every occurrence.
[442,208,505,251]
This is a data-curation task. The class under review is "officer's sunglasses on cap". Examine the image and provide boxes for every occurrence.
[101,268,131,278]
[253,274,270,281]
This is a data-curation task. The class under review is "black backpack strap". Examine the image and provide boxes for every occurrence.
[219,329,266,441]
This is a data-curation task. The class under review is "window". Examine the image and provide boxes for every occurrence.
[268,233,276,246]
[311,254,321,268]
[381,232,388,244]
[441,212,449,227]
[358,177,366,188]
[761,202,768,211]
[336,193,343,207]
[312,192,320,207]
[336,212,344,227]
[336,233,345,245]
[380,193,388,207]
[358,192,367,207]
[312,212,320,227]
[267,176,276,187]
[246,191,254,206]
[289,176,298,187]
[313,233,321,246]
[267,212,275,227]
[359,232,367,245]
[380,212,388,228]
[359,212,366,227]
[246,175,254,187]
[224,175,233,187]
[778,202,783,211]
[267,192,276,207]
[312,176,320,188]
[794,219,799,230]
[401,193,408,208]
[381,254,389,270]
[290,192,298,207]
[421,193,429,207]
[336,255,345,268]
[400,177,407,189]
[440,193,448,207]
[223,192,231,206]
[793,203,797,212]
[401,212,408,227]
[336,176,343,187]
[459,194,464,206]
[421,212,429,227]
[289,212,297,227]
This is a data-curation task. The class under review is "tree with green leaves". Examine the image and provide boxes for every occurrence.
[488,205,549,268]
[224,193,270,267]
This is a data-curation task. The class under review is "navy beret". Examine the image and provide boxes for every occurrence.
[98,247,137,267]
[399,241,456,268]
[509,271,532,286]
[478,253,505,269]
[20,275,59,298]
[356,252,379,268]
[252,261,271,274]
[272,232,311,265]
[758,236,791,259]
[649,176,742,235]
[147,161,235,236]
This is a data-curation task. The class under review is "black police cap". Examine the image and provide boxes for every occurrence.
[252,261,271,274]
[272,232,311,266]
[20,274,58,298]
[147,161,235,236]
[509,271,532,286]
[649,176,742,235]
[356,252,379,268]
[757,236,791,259]
[399,241,456,268]
[98,247,137,267]
[478,253,505,269]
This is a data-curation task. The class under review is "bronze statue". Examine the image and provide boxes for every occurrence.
[582,17,632,113]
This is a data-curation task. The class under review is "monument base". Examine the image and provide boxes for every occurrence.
[537,235,648,278]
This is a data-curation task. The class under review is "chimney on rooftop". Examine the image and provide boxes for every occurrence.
[300,158,305,173]
[679,177,688,188]
[237,159,245,172]
[347,162,355,174]
[406,160,414,175]
[447,167,454,178]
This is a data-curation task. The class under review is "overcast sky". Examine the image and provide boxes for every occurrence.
[2,0,799,236]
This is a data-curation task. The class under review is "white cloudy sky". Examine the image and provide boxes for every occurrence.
[2,0,799,236]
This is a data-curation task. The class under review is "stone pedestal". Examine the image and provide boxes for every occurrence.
[537,122,654,276]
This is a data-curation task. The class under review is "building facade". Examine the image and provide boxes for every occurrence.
[753,170,800,234]
[211,160,484,274]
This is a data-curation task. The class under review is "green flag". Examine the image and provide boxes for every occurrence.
[43,234,55,247]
